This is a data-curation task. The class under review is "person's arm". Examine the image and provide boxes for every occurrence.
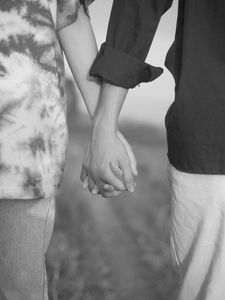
[90,0,174,89]
[56,1,137,196]
[57,3,100,118]
[89,83,137,195]
[87,0,174,192]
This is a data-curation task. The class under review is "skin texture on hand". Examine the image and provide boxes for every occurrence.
[80,130,138,198]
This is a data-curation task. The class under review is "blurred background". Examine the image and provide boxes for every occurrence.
[46,1,181,299]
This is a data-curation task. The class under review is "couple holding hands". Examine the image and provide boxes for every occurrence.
[1,0,225,299]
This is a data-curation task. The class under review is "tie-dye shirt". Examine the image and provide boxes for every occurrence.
[0,0,94,200]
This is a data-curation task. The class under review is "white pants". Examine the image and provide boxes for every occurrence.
[168,162,225,300]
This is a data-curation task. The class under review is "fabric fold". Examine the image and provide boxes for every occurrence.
[90,43,164,89]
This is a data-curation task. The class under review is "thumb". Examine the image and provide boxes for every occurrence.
[117,131,138,176]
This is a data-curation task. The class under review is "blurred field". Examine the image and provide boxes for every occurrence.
[46,82,180,300]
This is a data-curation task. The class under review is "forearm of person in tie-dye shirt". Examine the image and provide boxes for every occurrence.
[57,2,100,118]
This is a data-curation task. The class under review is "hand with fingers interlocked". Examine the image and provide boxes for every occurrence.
[80,129,138,198]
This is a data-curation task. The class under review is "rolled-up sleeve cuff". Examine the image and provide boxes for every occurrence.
[89,43,164,89]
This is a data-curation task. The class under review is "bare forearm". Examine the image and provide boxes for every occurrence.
[57,5,100,118]
[92,82,128,133]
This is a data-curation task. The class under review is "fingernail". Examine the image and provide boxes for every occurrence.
[92,188,98,194]
[83,181,88,189]
[127,183,136,192]
[104,185,115,192]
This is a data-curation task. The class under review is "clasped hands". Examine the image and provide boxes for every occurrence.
[80,125,137,198]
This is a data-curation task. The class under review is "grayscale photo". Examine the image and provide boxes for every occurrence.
[0,0,223,299]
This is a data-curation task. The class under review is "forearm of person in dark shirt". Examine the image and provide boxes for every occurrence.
[90,0,173,89]
[87,82,138,196]
[88,0,173,194]
[92,84,128,132]
[89,83,138,195]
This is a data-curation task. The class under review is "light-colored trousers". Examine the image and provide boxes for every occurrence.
[1,162,225,300]
[168,162,225,300]
[0,195,55,300]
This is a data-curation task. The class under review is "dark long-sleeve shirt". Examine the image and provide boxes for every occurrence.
[90,0,225,175]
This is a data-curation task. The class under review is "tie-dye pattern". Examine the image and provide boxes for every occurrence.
[0,0,93,200]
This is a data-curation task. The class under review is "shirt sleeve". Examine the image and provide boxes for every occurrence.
[90,0,173,89]
[56,0,95,32]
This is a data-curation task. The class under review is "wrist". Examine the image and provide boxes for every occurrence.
[91,118,119,151]
[92,109,118,131]
[92,117,118,134]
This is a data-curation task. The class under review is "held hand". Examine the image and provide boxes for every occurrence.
[81,130,138,196]
[80,129,137,198]
[89,128,136,197]
[117,131,138,176]
[80,130,138,194]
[101,131,138,193]
[80,142,122,197]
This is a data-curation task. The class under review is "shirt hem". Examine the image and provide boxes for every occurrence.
[167,136,225,175]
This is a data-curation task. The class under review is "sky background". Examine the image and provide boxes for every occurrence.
[65,0,178,128]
